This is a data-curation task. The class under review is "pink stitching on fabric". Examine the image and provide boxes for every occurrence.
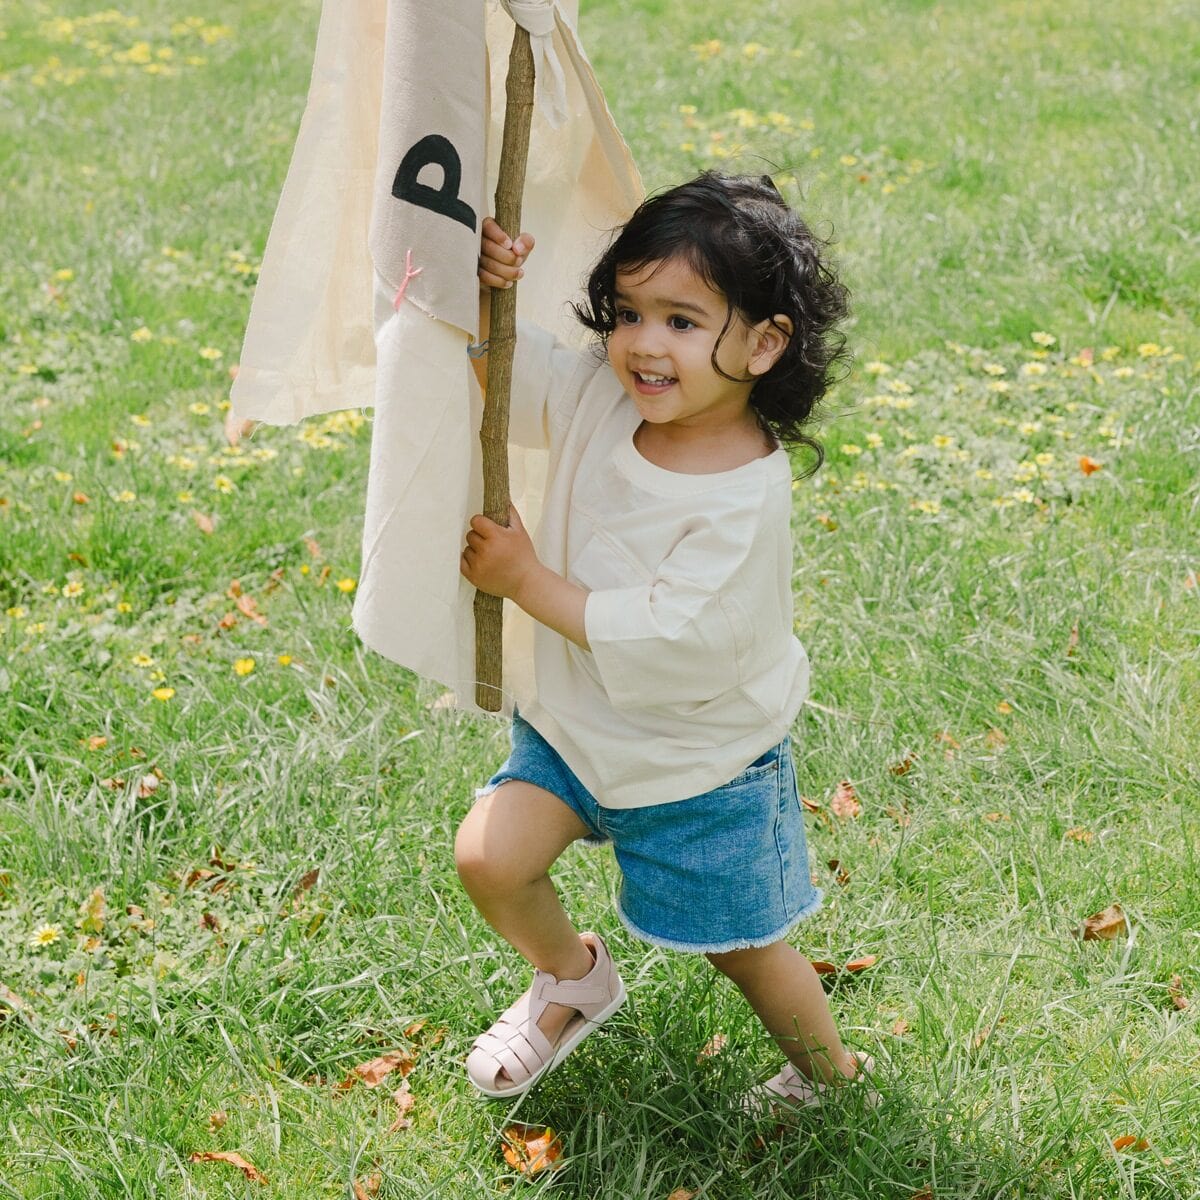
[392,249,424,310]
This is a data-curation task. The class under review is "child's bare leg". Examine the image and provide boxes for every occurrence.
[707,941,856,1084]
[455,781,596,1079]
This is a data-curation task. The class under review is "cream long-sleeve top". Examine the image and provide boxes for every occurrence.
[508,322,810,809]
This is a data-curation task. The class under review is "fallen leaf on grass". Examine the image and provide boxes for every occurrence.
[800,795,822,813]
[388,1084,415,1132]
[912,1190,934,1200]
[830,780,861,820]
[812,956,877,978]
[292,868,320,899]
[207,1110,227,1132]
[235,593,268,626]
[137,773,161,799]
[1081,903,1128,941]
[502,1125,563,1175]
[1065,827,1094,844]
[188,1150,268,1184]
[86,735,108,751]
[1066,621,1080,657]
[889,753,916,777]
[696,1032,727,1061]
[844,955,877,973]
[217,611,238,631]
[667,1190,698,1200]
[983,812,1010,823]
[353,1171,382,1198]
[826,859,851,886]
[1112,1135,1149,1152]
[1078,456,1103,476]
[984,727,1007,750]
[1168,975,1189,1011]
[891,1017,910,1036]
[339,1050,415,1090]
[191,510,215,535]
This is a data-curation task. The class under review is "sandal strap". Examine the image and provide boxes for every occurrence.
[535,977,610,1008]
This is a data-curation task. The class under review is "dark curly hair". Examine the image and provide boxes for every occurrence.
[572,171,849,470]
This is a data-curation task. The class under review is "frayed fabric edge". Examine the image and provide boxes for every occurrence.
[616,890,825,955]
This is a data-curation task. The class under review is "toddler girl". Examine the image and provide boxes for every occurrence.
[457,171,869,1112]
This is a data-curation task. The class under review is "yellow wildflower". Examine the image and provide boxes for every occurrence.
[932,434,955,448]
[131,653,154,667]
[234,658,255,677]
[1136,342,1161,357]
[188,402,210,415]
[152,687,175,701]
[1034,452,1055,466]
[840,443,863,456]
[213,475,235,493]
[983,363,1006,376]
[198,347,223,361]
[1030,331,1056,347]
[63,580,85,598]
[277,654,293,667]
[336,578,357,594]
[1021,362,1048,377]
[29,923,63,949]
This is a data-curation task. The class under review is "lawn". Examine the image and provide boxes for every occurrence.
[1,1,1198,1197]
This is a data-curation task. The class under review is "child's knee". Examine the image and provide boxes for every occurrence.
[705,942,777,983]
[454,801,505,895]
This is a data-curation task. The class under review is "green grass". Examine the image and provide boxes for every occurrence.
[2,0,1199,1196]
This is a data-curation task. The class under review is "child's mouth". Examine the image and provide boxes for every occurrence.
[633,371,676,394]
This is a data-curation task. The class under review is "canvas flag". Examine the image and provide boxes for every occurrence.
[231,0,641,710]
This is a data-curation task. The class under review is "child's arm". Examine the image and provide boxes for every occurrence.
[461,504,590,651]
[474,217,534,395]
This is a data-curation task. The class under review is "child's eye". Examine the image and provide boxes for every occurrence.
[668,315,694,331]
[616,308,639,325]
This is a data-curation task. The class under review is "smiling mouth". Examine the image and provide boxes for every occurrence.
[633,371,676,391]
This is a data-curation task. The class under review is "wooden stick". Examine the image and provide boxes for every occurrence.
[475,22,535,711]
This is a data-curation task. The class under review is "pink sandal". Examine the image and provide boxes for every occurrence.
[744,1051,877,1115]
[466,931,626,1099]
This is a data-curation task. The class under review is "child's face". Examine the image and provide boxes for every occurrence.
[608,256,768,436]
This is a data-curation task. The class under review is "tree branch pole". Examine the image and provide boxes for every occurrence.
[475,23,535,711]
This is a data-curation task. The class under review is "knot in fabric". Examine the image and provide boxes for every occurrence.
[500,0,569,128]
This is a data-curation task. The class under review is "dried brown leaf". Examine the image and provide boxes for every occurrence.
[292,868,320,898]
[891,1017,910,1037]
[502,1125,564,1175]
[1065,827,1094,844]
[667,1190,698,1200]
[889,753,916,777]
[1112,1135,1149,1152]
[340,1050,415,1090]
[696,1032,728,1061]
[188,1150,268,1184]
[352,1172,382,1199]
[830,780,861,820]
[191,510,215,535]
[1168,975,1189,1011]
[235,593,268,626]
[1082,903,1128,941]
[844,955,878,973]
[207,1110,227,1132]
[810,960,838,976]
[1066,621,1080,657]
[86,735,108,751]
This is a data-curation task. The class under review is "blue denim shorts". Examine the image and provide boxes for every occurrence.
[478,714,823,954]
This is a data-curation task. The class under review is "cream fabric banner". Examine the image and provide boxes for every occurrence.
[230,0,641,709]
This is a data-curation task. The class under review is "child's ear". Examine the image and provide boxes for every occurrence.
[748,315,793,377]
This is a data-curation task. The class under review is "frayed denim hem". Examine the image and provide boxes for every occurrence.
[615,889,825,955]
